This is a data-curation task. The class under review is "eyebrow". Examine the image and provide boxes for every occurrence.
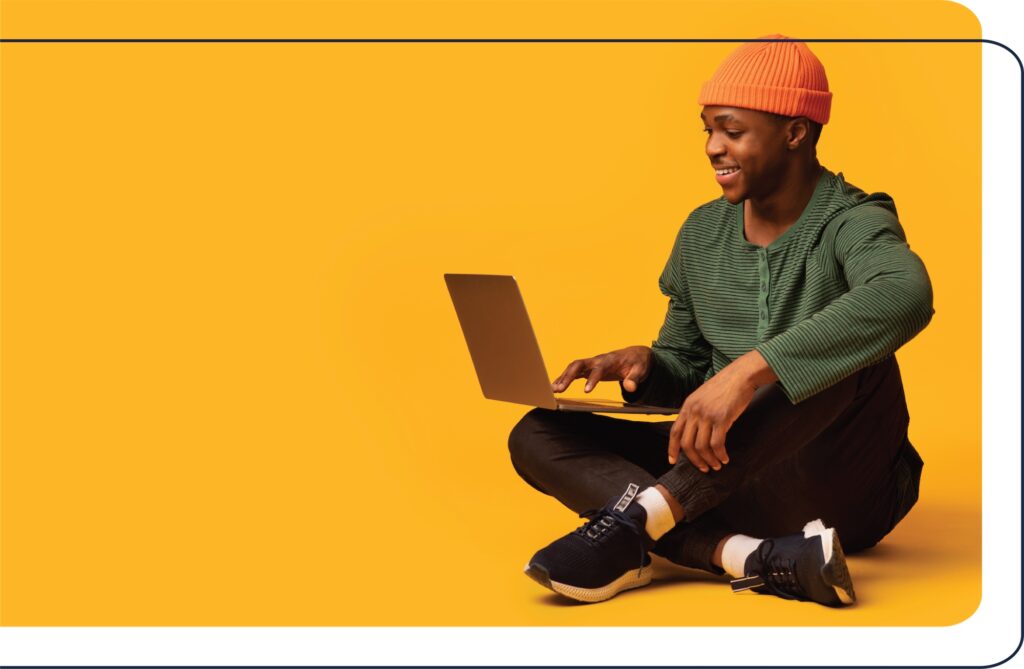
[699,113,740,122]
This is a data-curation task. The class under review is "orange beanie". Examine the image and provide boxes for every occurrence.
[697,35,832,124]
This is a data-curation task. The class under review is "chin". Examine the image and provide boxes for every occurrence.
[721,188,745,205]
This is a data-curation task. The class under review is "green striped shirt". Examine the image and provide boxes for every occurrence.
[623,167,934,407]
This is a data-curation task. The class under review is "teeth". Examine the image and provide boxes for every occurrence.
[716,167,740,175]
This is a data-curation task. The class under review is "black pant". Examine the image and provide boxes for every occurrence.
[507,354,924,575]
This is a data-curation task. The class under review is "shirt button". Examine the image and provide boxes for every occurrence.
[760,282,766,290]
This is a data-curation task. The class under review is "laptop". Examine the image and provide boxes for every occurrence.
[444,273,678,414]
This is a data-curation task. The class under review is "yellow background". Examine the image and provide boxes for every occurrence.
[1,1,980,625]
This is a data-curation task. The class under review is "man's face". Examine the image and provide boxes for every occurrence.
[700,106,791,204]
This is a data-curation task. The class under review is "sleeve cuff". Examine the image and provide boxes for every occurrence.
[753,342,809,405]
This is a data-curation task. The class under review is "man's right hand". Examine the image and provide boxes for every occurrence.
[551,345,653,394]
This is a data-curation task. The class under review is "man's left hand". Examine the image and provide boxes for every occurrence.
[668,350,778,472]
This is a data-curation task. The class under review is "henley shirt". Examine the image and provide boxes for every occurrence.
[622,167,935,407]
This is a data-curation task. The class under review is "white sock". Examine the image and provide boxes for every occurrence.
[721,534,764,578]
[635,487,676,541]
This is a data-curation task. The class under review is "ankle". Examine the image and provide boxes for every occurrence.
[721,534,765,578]
[712,533,736,568]
[653,484,686,522]
[635,487,676,541]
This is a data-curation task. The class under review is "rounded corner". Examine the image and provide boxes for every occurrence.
[940,0,982,37]
[941,580,983,629]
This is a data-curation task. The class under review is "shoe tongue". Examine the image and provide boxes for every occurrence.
[607,483,649,532]
[612,483,641,512]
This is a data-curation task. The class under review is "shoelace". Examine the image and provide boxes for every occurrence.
[574,507,649,572]
[737,538,804,600]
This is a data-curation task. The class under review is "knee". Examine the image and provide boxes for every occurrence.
[507,408,556,473]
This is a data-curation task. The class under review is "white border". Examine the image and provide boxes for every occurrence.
[1,0,1022,665]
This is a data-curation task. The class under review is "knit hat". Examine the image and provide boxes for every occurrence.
[697,35,832,124]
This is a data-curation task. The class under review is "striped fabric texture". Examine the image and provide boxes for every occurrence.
[622,167,934,407]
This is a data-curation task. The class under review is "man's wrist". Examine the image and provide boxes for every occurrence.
[735,349,779,388]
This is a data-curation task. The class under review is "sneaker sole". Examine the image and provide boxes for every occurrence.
[523,562,652,603]
[803,520,856,605]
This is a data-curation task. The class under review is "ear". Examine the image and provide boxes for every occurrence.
[785,117,812,151]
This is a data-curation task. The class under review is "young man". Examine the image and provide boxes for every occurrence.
[508,36,932,606]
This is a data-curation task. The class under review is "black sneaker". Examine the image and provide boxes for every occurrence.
[523,483,654,603]
[730,519,856,607]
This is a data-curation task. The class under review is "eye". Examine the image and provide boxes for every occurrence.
[702,128,742,138]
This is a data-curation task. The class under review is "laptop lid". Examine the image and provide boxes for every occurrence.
[444,273,560,409]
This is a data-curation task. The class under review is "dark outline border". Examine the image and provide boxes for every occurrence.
[0,35,1019,669]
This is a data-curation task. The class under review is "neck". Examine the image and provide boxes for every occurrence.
[746,159,823,228]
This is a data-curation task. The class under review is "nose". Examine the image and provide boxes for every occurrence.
[705,133,726,160]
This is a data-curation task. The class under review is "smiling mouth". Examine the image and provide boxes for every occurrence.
[714,167,742,186]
